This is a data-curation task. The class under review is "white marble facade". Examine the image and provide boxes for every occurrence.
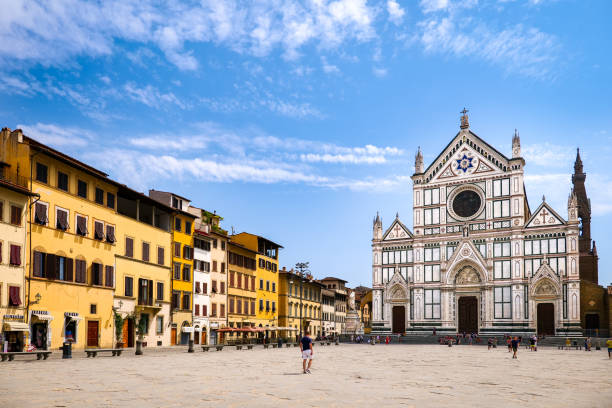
[371,116,582,336]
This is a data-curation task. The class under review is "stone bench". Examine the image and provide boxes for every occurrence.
[263,344,270,349]
[85,349,122,358]
[247,345,254,350]
[1,351,52,361]
[236,345,243,350]
[558,345,583,350]
[320,342,325,346]
[327,342,331,346]
[272,344,278,348]
[215,346,224,351]
[285,343,291,348]
[201,346,210,352]
[293,343,299,347]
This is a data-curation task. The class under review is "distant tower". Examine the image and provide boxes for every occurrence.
[512,129,521,158]
[460,108,469,130]
[415,147,424,174]
[571,148,598,283]
[567,191,579,223]
[373,212,382,240]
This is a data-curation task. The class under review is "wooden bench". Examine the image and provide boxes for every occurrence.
[236,345,243,350]
[1,351,52,361]
[247,345,254,350]
[85,349,122,358]
[201,346,210,352]
[215,346,224,351]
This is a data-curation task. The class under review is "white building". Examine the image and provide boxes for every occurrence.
[191,212,212,345]
[371,112,583,337]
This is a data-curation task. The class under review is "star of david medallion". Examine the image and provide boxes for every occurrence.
[456,154,474,173]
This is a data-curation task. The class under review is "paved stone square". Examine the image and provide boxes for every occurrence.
[1,344,610,407]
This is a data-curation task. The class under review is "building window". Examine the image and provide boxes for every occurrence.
[473,242,487,258]
[493,200,510,218]
[8,286,21,306]
[524,285,529,320]
[195,304,200,316]
[212,303,217,317]
[125,237,134,257]
[77,180,88,199]
[266,281,270,291]
[142,242,150,262]
[57,171,69,192]
[230,298,235,314]
[212,280,217,293]
[174,218,181,232]
[76,215,88,236]
[182,265,191,281]
[34,202,48,225]
[9,244,21,266]
[94,188,104,205]
[56,208,69,231]
[157,247,164,265]
[524,258,542,278]
[424,265,440,282]
[90,304,97,314]
[221,241,226,250]
[174,242,181,257]
[212,261,217,272]
[194,238,211,251]
[272,282,276,292]
[156,316,164,334]
[494,260,511,279]
[424,188,440,205]
[10,205,22,226]
[266,300,270,312]
[203,305,208,316]
[171,291,180,308]
[424,289,440,319]
[230,272,235,287]
[562,284,568,319]
[493,178,510,197]
[525,238,566,255]
[424,247,440,262]
[494,287,511,319]
[220,304,225,317]
[104,265,114,287]
[424,208,440,225]
[94,220,105,240]
[493,241,511,258]
[213,239,217,249]
[202,282,207,294]
[91,263,103,286]
[185,221,191,235]
[125,276,134,297]
[106,225,116,243]
[36,162,48,183]
[173,263,181,279]
[221,262,225,273]
[220,282,225,294]
[107,192,115,209]
[138,279,153,306]
[259,299,264,311]
[183,245,192,260]
[75,259,86,283]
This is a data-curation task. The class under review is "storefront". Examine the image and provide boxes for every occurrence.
[63,312,83,345]
[29,310,54,350]
[180,322,193,345]
[209,322,219,345]
[2,315,28,352]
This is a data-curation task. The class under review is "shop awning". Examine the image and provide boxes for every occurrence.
[31,312,54,321]
[277,327,299,331]
[3,322,29,332]
[181,327,194,333]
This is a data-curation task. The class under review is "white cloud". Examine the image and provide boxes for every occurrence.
[17,122,92,147]
[387,0,406,24]
[373,67,388,77]
[123,82,187,110]
[419,15,559,78]
[420,0,450,13]
[522,143,574,167]
[321,56,340,74]
[99,75,111,84]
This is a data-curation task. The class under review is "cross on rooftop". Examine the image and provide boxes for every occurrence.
[540,208,550,224]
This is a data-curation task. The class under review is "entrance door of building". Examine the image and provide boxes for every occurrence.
[392,305,405,334]
[458,297,478,333]
[584,314,600,336]
[171,327,177,345]
[537,303,555,336]
[87,321,99,347]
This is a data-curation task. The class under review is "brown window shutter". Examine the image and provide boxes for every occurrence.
[213,260,217,272]
[251,277,255,291]
[221,262,225,273]
[126,237,133,257]
[148,279,153,303]
[195,282,200,293]
[203,305,207,316]
[174,242,180,257]
[0,242,2,264]
[251,301,255,315]
[203,282,207,294]
[9,286,21,306]
[220,304,225,318]
[142,242,150,262]
[77,216,88,236]
[230,272,234,287]
[158,247,164,265]
[10,245,21,266]
[105,266,114,287]
[35,203,48,224]
[106,225,116,243]
[220,282,225,294]
[195,304,199,316]
[46,254,56,280]
[94,222,104,240]
[66,258,74,282]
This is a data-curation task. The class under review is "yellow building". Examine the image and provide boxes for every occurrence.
[113,187,173,348]
[0,136,37,350]
[148,190,196,345]
[231,232,282,341]
[226,241,258,342]
[279,268,323,340]
[2,131,119,350]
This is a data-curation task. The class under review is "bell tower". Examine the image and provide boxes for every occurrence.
[571,148,598,283]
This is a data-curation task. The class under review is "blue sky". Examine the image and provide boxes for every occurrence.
[1,0,611,287]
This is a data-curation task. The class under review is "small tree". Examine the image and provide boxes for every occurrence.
[135,314,147,341]
[114,311,125,343]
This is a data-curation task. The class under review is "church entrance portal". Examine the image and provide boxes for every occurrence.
[458,297,478,334]
[392,306,405,334]
[537,303,555,335]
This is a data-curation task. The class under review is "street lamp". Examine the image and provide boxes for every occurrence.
[294,262,309,339]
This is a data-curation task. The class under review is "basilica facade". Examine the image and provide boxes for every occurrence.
[370,112,593,337]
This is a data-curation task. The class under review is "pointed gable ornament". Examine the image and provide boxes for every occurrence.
[460,107,469,130]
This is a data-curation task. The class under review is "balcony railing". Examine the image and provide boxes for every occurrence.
[0,167,29,189]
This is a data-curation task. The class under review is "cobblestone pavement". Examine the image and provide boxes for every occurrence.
[1,344,610,407]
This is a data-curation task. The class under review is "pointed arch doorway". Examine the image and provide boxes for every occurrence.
[392,306,406,334]
[458,297,478,334]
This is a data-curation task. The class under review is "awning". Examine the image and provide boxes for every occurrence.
[31,312,54,321]
[3,322,29,332]
[66,315,83,322]
[181,327,194,333]
[277,327,299,331]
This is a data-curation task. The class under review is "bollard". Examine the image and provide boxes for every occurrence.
[188,339,194,353]
[62,342,72,359]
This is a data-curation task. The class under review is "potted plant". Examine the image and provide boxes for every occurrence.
[114,311,125,349]
[135,314,147,355]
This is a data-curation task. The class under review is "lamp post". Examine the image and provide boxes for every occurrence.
[294,262,309,340]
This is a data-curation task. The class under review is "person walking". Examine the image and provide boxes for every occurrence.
[300,331,314,374]
[511,336,520,359]
[606,338,612,359]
